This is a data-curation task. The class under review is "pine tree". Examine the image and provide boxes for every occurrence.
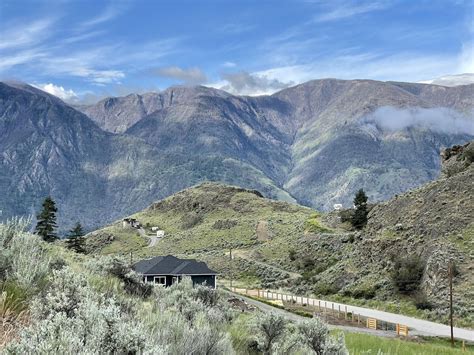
[351,189,368,229]
[35,196,58,242]
[66,222,86,254]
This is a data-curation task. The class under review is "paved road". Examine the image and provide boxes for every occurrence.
[226,291,396,338]
[258,291,474,342]
[137,228,161,247]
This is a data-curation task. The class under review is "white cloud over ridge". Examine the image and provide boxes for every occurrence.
[217,71,293,96]
[33,83,78,102]
[363,106,474,136]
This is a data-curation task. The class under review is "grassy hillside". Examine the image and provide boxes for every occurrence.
[88,147,474,328]
[88,182,324,287]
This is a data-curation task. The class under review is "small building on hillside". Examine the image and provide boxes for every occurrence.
[132,255,217,288]
[123,218,140,229]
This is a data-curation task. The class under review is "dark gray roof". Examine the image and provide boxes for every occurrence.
[133,255,217,275]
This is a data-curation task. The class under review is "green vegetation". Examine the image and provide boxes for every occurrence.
[392,255,425,294]
[304,213,332,233]
[87,182,474,328]
[343,332,473,355]
[35,196,58,242]
[351,189,368,230]
[65,222,86,254]
[1,217,350,353]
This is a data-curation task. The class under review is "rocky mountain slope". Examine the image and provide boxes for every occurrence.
[80,79,474,211]
[88,142,474,327]
[0,83,291,231]
[1,79,473,231]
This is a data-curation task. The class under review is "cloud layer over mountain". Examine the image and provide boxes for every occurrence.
[364,106,474,135]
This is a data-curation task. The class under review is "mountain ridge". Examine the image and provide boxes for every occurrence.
[1,79,473,231]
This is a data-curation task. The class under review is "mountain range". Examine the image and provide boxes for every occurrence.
[1,79,473,231]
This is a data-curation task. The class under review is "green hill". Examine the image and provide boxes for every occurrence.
[88,144,474,327]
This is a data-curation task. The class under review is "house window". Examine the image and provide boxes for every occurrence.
[172,277,179,285]
[153,276,166,285]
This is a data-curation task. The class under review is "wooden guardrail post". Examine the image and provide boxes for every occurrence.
[357,313,360,325]
[367,318,377,330]
[396,324,409,337]
[344,306,347,320]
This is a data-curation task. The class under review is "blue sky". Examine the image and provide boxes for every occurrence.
[0,0,472,101]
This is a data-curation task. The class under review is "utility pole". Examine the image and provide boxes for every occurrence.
[229,247,233,290]
[449,260,454,347]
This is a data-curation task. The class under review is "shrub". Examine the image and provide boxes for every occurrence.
[6,232,50,290]
[414,291,433,310]
[392,255,425,294]
[253,312,288,354]
[181,213,203,229]
[108,259,152,298]
[0,217,31,249]
[289,249,297,261]
[8,267,151,354]
[298,317,348,354]
[313,282,338,296]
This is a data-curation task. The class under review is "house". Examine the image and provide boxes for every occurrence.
[132,255,217,288]
[123,218,141,229]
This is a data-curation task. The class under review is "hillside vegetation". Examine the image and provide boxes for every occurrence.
[89,142,474,328]
[1,218,351,353]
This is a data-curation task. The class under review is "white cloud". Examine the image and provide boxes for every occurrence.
[362,106,474,135]
[313,1,389,22]
[222,61,237,68]
[215,71,293,96]
[79,3,127,28]
[254,51,458,85]
[418,73,474,86]
[0,18,56,51]
[32,83,78,102]
[152,66,207,84]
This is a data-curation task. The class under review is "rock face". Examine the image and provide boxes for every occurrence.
[1,79,473,231]
[440,142,474,177]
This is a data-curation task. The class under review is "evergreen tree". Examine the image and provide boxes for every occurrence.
[66,222,86,254]
[35,196,58,242]
[351,189,368,229]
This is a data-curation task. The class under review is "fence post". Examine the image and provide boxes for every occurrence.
[319,300,321,311]
[338,305,341,318]
[357,314,360,325]
[345,306,347,320]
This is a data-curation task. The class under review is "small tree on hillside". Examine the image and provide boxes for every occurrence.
[351,189,368,230]
[35,196,58,242]
[66,222,86,254]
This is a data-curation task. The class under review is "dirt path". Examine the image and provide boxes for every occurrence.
[229,249,301,279]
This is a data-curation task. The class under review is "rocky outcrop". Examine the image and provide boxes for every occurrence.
[441,142,474,177]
